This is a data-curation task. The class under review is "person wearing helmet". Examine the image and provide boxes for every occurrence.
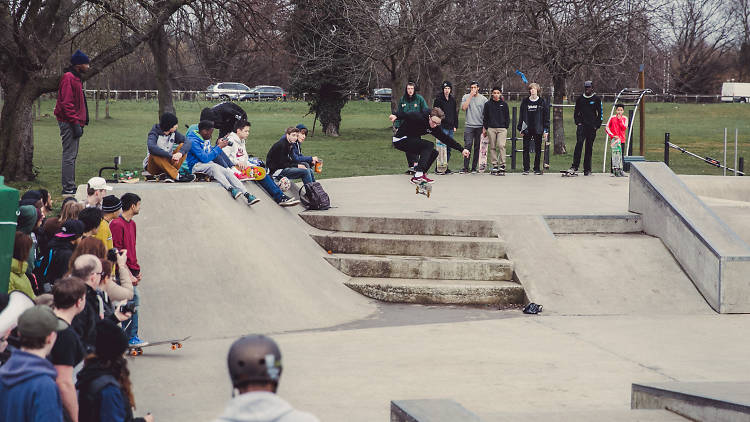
[214,335,319,422]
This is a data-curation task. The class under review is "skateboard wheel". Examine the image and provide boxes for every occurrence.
[130,350,138,356]
[178,343,182,349]
[171,344,177,350]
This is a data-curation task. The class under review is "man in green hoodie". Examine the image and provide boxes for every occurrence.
[394,82,429,173]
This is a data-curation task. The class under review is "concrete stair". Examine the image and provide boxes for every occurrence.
[301,214,525,306]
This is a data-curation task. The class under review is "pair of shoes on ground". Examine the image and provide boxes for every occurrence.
[229,188,260,206]
[162,174,196,183]
[410,175,435,184]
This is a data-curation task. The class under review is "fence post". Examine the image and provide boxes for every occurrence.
[511,107,517,170]
[739,157,744,175]
[664,133,670,166]
[95,90,99,121]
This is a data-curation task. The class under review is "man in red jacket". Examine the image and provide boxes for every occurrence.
[54,50,90,195]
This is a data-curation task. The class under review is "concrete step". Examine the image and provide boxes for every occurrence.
[484,409,687,421]
[632,381,750,422]
[345,278,524,305]
[300,214,497,237]
[324,254,513,281]
[544,213,643,234]
[311,231,506,259]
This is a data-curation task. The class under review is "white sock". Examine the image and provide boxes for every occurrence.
[414,171,424,178]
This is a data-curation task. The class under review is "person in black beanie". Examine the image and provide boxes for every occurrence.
[142,112,194,183]
[76,320,154,422]
[433,81,458,174]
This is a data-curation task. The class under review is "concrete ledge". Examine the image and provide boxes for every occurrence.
[632,382,750,422]
[325,254,514,281]
[391,399,482,422]
[345,278,525,305]
[629,162,750,313]
[544,214,643,234]
[300,214,497,237]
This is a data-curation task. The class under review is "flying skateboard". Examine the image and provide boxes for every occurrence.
[414,181,432,197]
[610,139,625,177]
[128,336,191,356]
[436,141,448,174]
[477,133,489,172]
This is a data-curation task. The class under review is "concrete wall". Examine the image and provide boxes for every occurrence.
[629,162,750,313]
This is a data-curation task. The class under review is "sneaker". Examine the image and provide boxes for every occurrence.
[128,336,147,347]
[229,188,242,199]
[410,176,421,185]
[444,168,453,175]
[499,165,506,171]
[163,177,175,183]
[459,168,468,174]
[278,195,300,207]
[236,173,252,181]
[471,169,478,174]
[405,167,416,175]
[534,170,543,175]
[177,174,197,183]
[522,171,529,175]
[583,170,591,176]
[491,166,499,173]
[245,192,260,205]
[567,167,577,174]
[420,175,435,184]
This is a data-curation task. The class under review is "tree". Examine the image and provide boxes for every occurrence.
[0,0,193,181]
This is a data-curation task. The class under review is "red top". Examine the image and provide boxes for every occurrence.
[606,115,628,144]
[110,216,139,272]
[54,71,87,125]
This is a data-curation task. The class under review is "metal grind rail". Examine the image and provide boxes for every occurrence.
[664,132,745,176]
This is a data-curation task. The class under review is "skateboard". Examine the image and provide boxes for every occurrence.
[494,168,506,176]
[436,141,448,173]
[128,336,191,356]
[610,139,625,177]
[240,165,267,181]
[477,134,489,172]
[560,169,578,177]
[415,181,432,197]
[115,170,140,184]
[143,171,162,182]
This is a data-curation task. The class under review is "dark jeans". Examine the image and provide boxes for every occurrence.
[277,167,315,185]
[256,174,285,202]
[463,127,483,170]
[59,121,81,192]
[523,133,543,172]
[572,125,597,172]
[394,137,438,174]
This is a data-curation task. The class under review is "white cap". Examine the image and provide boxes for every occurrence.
[87,176,113,191]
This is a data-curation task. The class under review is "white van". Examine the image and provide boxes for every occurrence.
[721,82,750,102]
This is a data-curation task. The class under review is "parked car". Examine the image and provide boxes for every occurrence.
[240,85,287,101]
[371,88,392,102]
[206,82,252,100]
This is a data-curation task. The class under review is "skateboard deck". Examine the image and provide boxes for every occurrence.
[415,181,432,197]
[494,169,506,176]
[478,134,489,172]
[241,165,267,181]
[436,141,448,173]
[610,140,624,176]
[560,170,578,177]
[116,170,140,184]
[128,336,191,356]
[143,171,163,182]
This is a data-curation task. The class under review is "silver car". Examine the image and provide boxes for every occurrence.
[206,82,253,100]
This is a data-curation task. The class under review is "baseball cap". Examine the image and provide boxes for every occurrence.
[17,305,68,338]
[55,219,85,238]
[87,176,112,191]
[583,80,593,88]
[102,195,122,213]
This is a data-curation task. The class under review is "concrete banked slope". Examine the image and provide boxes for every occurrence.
[301,214,525,306]
[116,183,375,340]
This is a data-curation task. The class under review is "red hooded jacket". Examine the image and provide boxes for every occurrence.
[54,71,87,126]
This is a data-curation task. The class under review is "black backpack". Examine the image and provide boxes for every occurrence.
[299,182,330,210]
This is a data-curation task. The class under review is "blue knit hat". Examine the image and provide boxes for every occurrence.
[70,50,90,66]
[295,124,308,131]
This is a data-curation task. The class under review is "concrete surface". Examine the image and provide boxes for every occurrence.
[114,172,749,421]
[544,214,643,234]
[325,254,514,280]
[391,399,482,422]
[632,382,750,422]
[629,163,750,313]
[344,278,524,305]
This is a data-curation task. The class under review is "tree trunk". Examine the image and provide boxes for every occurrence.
[552,74,567,155]
[0,78,38,181]
[148,26,175,117]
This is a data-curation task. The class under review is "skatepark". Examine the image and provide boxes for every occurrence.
[122,162,750,421]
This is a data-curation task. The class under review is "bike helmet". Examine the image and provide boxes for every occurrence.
[227,335,283,390]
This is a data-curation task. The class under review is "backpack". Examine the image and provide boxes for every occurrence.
[298,182,330,210]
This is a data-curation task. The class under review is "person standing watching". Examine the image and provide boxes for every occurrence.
[54,50,90,195]
[517,82,550,175]
[482,87,510,174]
[395,82,429,173]
[433,81,458,174]
[460,81,488,173]
[568,80,603,176]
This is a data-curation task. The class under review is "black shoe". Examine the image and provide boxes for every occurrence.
[583,170,591,176]
[444,168,453,174]
[61,189,76,195]
[177,174,197,183]
[534,170,543,175]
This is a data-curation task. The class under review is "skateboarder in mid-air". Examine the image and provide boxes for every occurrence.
[389,107,470,185]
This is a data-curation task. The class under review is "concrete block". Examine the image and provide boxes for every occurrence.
[324,254,514,281]
[632,382,750,422]
[345,278,525,305]
[629,162,750,313]
[310,231,507,259]
[300,214,497,237]
[391,399,482,422]
[544,214,643,234]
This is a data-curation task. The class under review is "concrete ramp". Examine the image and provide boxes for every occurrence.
[111,183,375,340]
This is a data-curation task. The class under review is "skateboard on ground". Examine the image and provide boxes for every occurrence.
[115,170,140,184]
[143,171,162,182]
[477,134,489,172]
[436,141,448,173]
[128,336,191,356]
[414,181,432,197]
[610,139,625,177]
[494,167,506,176]
[240,165,267,181]
[560,169,578,177]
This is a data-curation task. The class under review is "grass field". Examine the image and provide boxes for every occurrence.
[7,98,750,196]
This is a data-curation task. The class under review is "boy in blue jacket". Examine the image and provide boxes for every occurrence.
[186,120,259,205]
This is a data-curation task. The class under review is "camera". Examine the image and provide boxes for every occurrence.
[107,248,119,262]
[119,302,137,314]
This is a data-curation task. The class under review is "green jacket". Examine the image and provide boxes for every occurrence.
[9,258,36,299]
[394,93,429,128]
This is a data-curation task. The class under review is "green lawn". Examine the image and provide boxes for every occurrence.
[7,99,750,198]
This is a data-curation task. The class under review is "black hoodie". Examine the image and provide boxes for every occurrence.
[394,110,464,152]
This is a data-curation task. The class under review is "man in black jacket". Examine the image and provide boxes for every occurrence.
[433,81,458,174]
[568,80,603,175]
[266,127,315,185]
[209,102,248,138]
[388,107,470,184]
[38,220,84,292]
[482,87,511,173]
